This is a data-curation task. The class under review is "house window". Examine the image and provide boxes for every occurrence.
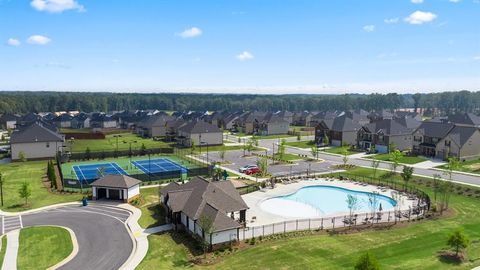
[46,142,50,148]
[445,140,451,147]
[414,136,422,142]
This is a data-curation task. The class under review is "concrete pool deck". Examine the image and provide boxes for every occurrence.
[242,178,418,226]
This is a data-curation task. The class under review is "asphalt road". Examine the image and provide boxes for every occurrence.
[21,204,133,270]
[220,136,480,186]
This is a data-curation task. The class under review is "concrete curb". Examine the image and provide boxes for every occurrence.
[46,226,79,270]
[431,167,480,178]
[117,204,147,270]
[0,202,81,216]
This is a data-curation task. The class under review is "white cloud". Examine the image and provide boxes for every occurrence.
[46,61,70,69]
[404,11,437,24]
[411,0,424,3]
[384,18,399,24]
[449,0,461,2]
[31,0,85,13]
[176,27,202,38]
[474,56,480,61]
[27,35,51,45]
[363,25,375,32]
[7,38,21,46]
[236,51,254,61]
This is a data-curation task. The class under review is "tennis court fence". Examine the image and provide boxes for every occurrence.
[67,147,174,161]
[61,165,211,189]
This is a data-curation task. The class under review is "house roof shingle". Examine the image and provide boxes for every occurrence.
[10,123,63,144]
[91,174,141,189]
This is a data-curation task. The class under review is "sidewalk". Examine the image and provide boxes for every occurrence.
[118,203,172,270]
[2,229,19,270]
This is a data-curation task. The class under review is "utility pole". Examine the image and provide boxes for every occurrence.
[0,172,3,207]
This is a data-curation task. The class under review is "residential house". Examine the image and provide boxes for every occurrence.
[177,120,223,147]
[358,119,415,153]
[90,113,117,129]
[437,125,480,161]
[0,113,19,129]
[412,121,455,158]
[165,119,186,142]
[71,113,91,129]
[293,111,313,126]
[160,177,248,248]
[10,122,64,160]
[447,113,480,127]
[315,115,362,146]
[275,111,294,125]
[136,114,173,138]
[53,114,73,128]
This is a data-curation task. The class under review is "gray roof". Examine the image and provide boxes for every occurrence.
[446,126,479,148]
[330,115,362,132]
[363,119,411,136]
[448,113,480,126]
[10,123,63,144]
[161,177,248,232]
[415,121,455,138]
[178,120,221,134]
[91,174,141,189]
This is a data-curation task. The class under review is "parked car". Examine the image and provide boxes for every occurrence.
[239,165,261,175]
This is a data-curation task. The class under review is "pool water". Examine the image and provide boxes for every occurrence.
[260,185,397,218]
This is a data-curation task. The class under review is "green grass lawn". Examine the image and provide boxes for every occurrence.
[285,140,315,149]
[0,161,83,212]
[18,226,73,270]
[323,147,362,156]
[256,134,295,140]
[194,145,262,153]
[437,159,480,175]
[138,167,480,270]
[367,153,427,164]
[0,236,6,267]
[273,153,305,161]
[137,186,166,229]
[70,133,173,153]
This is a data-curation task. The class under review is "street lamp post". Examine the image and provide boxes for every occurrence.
[148,151,151,182]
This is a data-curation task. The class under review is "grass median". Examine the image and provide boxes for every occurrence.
[17,226,73,270]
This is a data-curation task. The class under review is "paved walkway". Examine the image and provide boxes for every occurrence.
[2,229,19,270]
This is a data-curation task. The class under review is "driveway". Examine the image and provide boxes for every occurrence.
[10,203,133,270]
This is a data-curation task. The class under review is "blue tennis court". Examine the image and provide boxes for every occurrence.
[73,162,128,181]
[131,158,187,174]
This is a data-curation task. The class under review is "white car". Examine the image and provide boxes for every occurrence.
[239,165,259,173]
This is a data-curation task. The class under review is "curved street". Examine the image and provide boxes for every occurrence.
[2,203,133,270]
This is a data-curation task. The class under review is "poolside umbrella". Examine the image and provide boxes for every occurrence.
[379,203,383,212]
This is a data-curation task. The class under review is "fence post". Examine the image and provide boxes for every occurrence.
[263,225,265,237]
[332,217,335,230]
[321,218,323,230]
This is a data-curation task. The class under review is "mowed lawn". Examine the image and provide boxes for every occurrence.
[323,147,362,156]
[137,186,166,229]
[285,140,315,149]
[138,168,480,270]
[0,161,83,212]
[367,153,427,164]
[18,226,73,270]
[70,133,173,153]
[437,159,480,175]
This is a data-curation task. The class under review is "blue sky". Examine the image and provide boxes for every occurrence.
[0,0,479,94]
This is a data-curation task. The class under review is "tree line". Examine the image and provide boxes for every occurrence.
[0,90,478,114]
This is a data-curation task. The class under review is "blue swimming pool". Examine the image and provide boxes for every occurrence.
[260,185,397,218]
